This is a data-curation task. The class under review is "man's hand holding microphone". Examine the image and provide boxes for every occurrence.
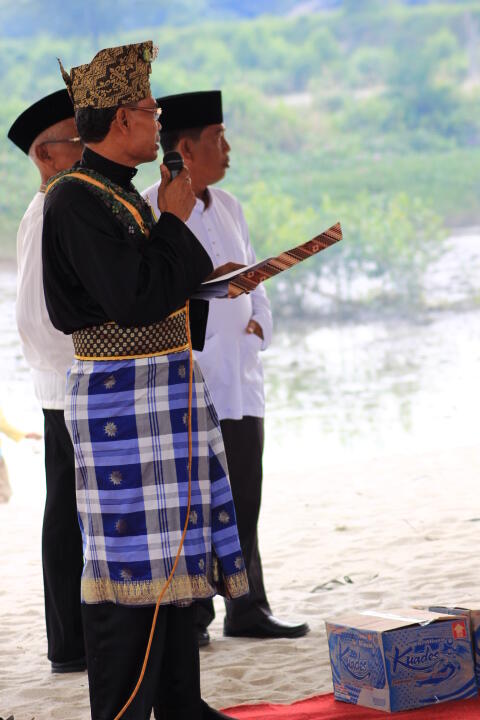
[157,151,195,223]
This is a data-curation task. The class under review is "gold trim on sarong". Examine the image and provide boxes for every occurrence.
[74,344,189,362]
[81,570,249,605]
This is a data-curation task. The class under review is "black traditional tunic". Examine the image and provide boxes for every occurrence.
[41,148,249,606]
[42,147,211,346]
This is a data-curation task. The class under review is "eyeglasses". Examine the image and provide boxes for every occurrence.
[122,105,162,121]
[42,137,83,145]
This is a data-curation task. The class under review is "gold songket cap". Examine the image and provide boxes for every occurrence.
[58,41,158,110]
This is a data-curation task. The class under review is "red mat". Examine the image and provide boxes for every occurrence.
[222,693,480,718]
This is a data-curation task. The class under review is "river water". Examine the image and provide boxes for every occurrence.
[1,228,479,481]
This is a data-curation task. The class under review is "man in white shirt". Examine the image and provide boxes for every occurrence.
[143,90,309,645]
[8,91,86,673]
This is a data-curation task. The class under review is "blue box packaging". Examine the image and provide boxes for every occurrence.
[325,608,476,713]
[428,604,480,689]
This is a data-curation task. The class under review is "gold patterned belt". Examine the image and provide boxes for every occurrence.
[72,306,189,360]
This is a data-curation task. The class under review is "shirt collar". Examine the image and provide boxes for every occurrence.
[81,147,138,189]
[193,188,212,214]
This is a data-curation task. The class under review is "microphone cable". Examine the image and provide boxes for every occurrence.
[113,300,194,720]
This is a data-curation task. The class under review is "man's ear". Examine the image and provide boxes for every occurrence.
[115,107,130,134]
[35,142,50,163]
[177,137,194,163]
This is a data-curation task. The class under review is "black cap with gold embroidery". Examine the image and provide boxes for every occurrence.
[157,91,223,132]
[58,41,158,110]
[7,89,74,155]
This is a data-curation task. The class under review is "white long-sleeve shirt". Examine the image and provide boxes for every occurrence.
[142,183,273,420]
[16,192,74,410]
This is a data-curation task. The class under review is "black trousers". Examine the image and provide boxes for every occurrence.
[42,408,84,663]
[82,603,202,720]
[196,416,271,631]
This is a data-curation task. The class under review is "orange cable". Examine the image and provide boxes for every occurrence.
[113,301,194,720]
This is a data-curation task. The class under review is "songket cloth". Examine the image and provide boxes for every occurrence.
[65,349,249,607]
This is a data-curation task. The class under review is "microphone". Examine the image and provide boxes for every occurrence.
[163,150,183,179]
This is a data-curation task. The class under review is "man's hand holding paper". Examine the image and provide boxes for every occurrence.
[205,261,245,281]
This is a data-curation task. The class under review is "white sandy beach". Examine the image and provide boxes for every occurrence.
[1,239,480,718]
[1,438,480,719]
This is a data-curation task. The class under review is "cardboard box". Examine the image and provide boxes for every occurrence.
[325,608,476,713]
[428,604,480,688]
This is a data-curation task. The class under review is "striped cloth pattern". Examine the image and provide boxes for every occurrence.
[65,350,249,606]
[228,222,342,298]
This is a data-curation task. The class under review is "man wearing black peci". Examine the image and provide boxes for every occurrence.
[9,90,86,674]
[143,90,310,646]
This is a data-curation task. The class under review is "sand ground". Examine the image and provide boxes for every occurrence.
[1,440,479,719]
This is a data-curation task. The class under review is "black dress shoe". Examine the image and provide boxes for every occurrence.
[51,657,87,674]
[201,699,235,718]
[197,627,210,647]
[224,615,310,639]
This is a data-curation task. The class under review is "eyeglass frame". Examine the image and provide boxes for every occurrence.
[41,136,83,145]
[40,105,161,149]
[121,104,162,121]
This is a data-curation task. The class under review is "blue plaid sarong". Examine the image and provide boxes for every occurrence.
[64,350,249,606]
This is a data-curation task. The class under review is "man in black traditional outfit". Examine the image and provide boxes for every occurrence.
[42,40,248,720]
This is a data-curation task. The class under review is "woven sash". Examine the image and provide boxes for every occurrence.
[72,306,189,360]
[45,169,151,236]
